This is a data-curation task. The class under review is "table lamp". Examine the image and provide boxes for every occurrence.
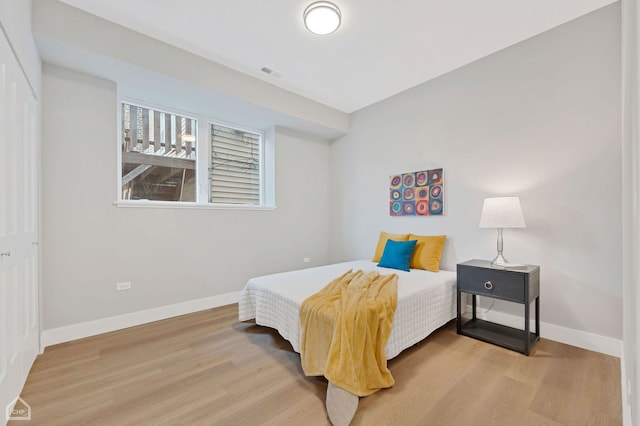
[479,196,526,267]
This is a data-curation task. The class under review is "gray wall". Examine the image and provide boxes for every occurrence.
[330,4,622,339]
[41,64,332,330]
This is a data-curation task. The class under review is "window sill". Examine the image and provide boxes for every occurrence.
[114,200,277,211]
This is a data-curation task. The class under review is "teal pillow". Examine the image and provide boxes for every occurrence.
[377,239,418,272]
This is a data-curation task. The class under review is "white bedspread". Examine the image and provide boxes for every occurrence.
[238,260,456,359]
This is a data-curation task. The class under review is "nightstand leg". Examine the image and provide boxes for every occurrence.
[472,294,477,320]
[457,291,461,333]
[535,296,540,338]
[524,301,530,355]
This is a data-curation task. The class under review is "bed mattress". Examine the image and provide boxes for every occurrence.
[238,260,457,359]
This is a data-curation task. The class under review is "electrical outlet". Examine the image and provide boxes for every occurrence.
[303,257,311,263]
[116,281,132,291]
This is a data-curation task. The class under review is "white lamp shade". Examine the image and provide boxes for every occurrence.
[304,2,341,35]
[479,197,526,228]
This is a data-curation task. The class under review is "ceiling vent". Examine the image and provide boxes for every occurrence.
[260,67,282,79]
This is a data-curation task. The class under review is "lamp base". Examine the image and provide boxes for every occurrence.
[491,253,509,268]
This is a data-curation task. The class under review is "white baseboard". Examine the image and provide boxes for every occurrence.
[466,304,622,358]
[41,291,241,350]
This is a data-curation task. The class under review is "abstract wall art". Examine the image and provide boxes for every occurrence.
[390,168,444,216]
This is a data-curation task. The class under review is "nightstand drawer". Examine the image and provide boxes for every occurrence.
[458,266,524,302]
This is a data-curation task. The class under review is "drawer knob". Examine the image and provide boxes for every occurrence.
[484,281,493,290]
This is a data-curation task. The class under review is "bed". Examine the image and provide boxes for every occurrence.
[238,259,457,361]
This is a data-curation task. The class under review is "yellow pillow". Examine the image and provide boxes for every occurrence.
[408,234,447,272]
[372,232,410,262]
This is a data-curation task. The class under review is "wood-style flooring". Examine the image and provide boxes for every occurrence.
[12,304,621,425]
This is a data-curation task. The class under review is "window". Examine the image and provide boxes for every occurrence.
[121,103,197,202]
[210,123,261,205]
[119,101,268,207]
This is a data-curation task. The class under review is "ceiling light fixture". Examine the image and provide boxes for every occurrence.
[303,1,341,35]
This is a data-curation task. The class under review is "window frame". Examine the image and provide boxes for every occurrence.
[116,97,274,210]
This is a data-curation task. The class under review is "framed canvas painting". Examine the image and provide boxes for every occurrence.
[390,168,443,216]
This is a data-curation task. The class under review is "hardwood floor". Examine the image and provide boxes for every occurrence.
[12,304,621,425]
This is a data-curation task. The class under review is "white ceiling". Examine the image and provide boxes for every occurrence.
[56,0,617,113]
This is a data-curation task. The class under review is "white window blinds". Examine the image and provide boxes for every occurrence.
[209,123,262,205]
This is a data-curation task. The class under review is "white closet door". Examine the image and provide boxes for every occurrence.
[0,28,39,423]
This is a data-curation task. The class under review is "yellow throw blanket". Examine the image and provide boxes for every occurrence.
[299,269,398,397]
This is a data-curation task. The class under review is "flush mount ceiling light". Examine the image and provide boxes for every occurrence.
[304,1,341,35]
